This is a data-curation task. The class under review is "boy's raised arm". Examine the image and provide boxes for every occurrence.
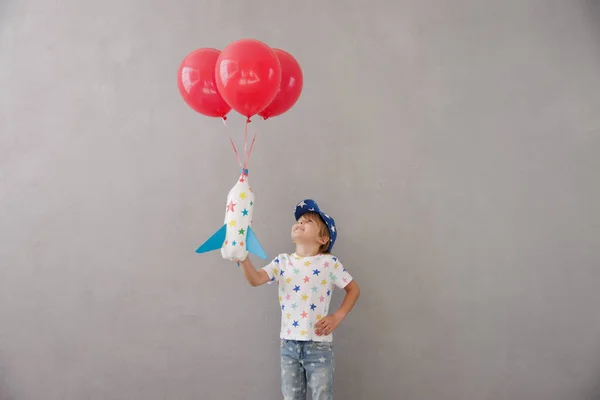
[239,257,270,287]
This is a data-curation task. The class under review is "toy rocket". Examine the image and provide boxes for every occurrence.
[196,169,267,261]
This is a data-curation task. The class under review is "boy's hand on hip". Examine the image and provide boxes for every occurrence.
[315,313,344,336]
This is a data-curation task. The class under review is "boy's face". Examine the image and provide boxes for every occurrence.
[291,214,329,248]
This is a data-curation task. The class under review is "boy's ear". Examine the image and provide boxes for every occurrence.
[317,236,330,245]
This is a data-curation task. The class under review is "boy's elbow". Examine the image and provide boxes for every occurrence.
[249,277,266,287]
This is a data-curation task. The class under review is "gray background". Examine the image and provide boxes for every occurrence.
[1,0,600,399]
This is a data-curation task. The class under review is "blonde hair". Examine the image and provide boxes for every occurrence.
[302,212,331,254]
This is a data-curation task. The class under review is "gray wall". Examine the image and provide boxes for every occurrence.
[1,0,600,399]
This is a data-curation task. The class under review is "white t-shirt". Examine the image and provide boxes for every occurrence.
[262,253,353,342]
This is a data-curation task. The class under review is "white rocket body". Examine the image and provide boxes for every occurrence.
[196,170,266,261]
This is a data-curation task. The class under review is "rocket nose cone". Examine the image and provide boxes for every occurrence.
[237,168,249,184]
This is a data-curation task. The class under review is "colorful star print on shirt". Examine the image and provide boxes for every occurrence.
[263,253,353,342]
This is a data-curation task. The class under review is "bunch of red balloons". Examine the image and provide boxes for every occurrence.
[177,39,303,121]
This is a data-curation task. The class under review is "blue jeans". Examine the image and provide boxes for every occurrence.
[280,339,335,400]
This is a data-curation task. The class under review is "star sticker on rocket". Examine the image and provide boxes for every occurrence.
[226,201,236,212]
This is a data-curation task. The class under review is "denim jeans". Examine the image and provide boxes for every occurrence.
[280,339,335,400]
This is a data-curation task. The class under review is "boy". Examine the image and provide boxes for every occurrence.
[238,199,360,400]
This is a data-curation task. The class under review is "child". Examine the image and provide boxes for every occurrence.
[238,199,360,400]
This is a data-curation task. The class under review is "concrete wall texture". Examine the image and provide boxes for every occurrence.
[2,0,600,399]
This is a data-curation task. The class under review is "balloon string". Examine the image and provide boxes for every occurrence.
[244,118,249,161]
[230,138,242,168]
[222,117,256,170]
[244,132,257,171]
[223,118,243,168]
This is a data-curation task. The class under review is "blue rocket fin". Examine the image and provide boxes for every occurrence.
[196,224,227,253]
[246,226,267,259]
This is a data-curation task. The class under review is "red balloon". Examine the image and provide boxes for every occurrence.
[177,48,231,118]
[259,49,303,119]
[215,39,282,118]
